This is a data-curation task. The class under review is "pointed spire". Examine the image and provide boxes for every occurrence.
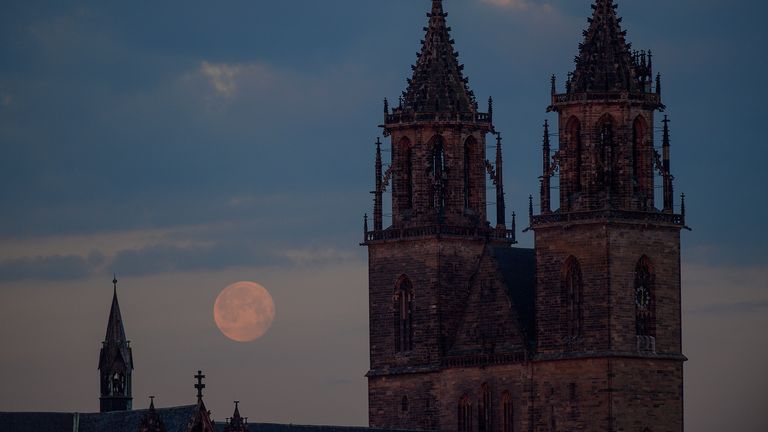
[541,120,552,214]
[495,132,506,228]
[105,277,127,345]
[550,74,557,95]
[528,194,534,222]
[373,137,383,231]
[401,0,476,114]
[571,0,642,93]
[511,212,517,244]
[662,115,674,212]
[99,276,133,412]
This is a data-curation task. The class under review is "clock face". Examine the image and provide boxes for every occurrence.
[635,284,650,309]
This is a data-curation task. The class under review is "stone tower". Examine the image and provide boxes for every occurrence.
[532,0,686,430]
[364,0,517,430]
[98,276,134,412]
[364,1,686,431]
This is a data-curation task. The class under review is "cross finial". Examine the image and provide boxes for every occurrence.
[149,395,155,410]
[112,274,118,291]
[194,370,206,403]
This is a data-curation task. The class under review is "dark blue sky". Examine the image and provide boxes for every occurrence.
[0,1,766,430]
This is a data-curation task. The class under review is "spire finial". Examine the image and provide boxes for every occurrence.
[681,193,686,218]
[528,194,534,221]
[431,0,444,16]
[149,396,155,410]
[194,370,206,404]
[511,211,517,244]
[113,274,118,292]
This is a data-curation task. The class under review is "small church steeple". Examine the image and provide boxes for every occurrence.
[98,276,133,412]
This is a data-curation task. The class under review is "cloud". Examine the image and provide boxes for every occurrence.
[110,240,358,277]
[479,0,553,12]
[200,61,239,98]
[0,254,94,282]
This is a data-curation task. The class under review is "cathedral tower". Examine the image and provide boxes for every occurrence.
[533,0,686,429]
[98,276,134,412]
[364,1,518,429]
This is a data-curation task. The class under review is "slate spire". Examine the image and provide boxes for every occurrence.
[401,0,476,114]
[570,0,650,93]
[104,276,128,346]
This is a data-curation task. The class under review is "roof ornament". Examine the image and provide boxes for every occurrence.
[194,371,206,404]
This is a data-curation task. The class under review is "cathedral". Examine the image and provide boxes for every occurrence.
[363,1,686,431]
[1,1,687,431]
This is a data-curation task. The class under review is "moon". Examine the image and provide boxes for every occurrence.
[213,281,276,342]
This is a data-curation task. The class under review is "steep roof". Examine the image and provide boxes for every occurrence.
[0,410,419,432]
[401,0,476,114]
[448,246,535,357]
[570,0,646,93]
[0,405,200,432]
[99,279,133,371]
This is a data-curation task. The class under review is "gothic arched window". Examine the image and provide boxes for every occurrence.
[430,136,446,211]
[632,116,651,206]
[597,115,615,189]
[401,396,409,413]
[458,394,473,432]
[394,277,414,352]
[563,257,583,346]
[397,137,414,211]
[566,117,582,193]
[501,391,514,432]
[478,383,491,432]
[635,256,655,337]
[464,137,476,210]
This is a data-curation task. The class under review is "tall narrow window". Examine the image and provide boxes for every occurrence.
[406,146,414,209]
[635,256,655,337]
[478,383,491,432]
[458,394,472,432]
[632,116,650,207]
[397,137,414,212]
[394,277,414,352]
[501,391,514,432]
[401,396,409,413]
[464,138,473,210]
[563,257,583,347]
[598,116,615,190]
[566,117,582,193]
[431,136,446,211]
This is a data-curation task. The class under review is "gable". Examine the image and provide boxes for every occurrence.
[447,246,535,358]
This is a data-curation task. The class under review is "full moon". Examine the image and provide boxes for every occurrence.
[213,281,276,342]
